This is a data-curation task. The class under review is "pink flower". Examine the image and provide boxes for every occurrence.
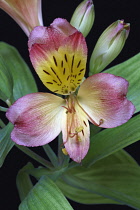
[6,18,135,163]
[0,0,43,36]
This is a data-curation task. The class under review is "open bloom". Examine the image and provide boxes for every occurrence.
[0,0,43,36]
[6,18,135,163]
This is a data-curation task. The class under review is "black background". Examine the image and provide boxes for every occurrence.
[0,0,140,209]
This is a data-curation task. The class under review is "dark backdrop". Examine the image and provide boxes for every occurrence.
[0,0,140,209]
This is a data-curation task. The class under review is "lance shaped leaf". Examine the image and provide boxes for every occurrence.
[19,175,73,210]
[0,123,14,167]
[0,42,37,103]
[57,149,138,205]
[83,114,140,166]
[61,163,140,209]
[16,162,34,202]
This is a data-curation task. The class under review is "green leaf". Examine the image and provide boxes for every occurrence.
[0,123,14,167]
[56,149,138,205]
[62,163,140,209]
[57,178,119,205]
[83,114,140,166]
[0,42,37,103]
[19,176,73,210]
[16,163,34,201]
[0,56,13,101]
[90,123,102,137]
[104,53,140,113]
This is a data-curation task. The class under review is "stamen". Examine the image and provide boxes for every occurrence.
[69,126,84,138]
[62,98,76,113]
[62,148,68,155]
[75,126,84,133]
[77,135,82,142]
[75,97,103,127]
[62,105,70,113]
[99,119,104,126]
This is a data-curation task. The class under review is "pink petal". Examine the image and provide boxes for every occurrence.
[6,93,65,146]
[62,95,90,163]
[28,18,87,95]
[0,0,43,36]
[78,73,135,128]
[28,18,78,56]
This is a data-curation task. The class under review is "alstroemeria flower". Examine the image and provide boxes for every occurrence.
[6,18,135,163]
[0,0,43,36]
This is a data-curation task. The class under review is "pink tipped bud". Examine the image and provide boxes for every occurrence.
[90,20,130,74]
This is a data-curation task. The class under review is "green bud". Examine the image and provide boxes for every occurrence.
[89,20,130,75]
[70,0,95,37]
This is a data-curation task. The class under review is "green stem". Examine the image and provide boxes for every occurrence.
[58,133,64,164]
[68,161,79,169]
[0,106,8,112]
[28,167,67,181]
[16,145,54,170]
[61,154,70,167]
[0,119,6,128]
[43,144,58,167]
[58,133,70,166]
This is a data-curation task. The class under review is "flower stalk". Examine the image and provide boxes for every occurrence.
[16,145,54,170]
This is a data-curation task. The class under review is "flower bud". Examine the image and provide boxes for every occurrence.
[0,0,43,36]
[70,0,95,37]
[89,20,130,75]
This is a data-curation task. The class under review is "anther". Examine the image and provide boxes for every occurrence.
[69,126,84,138]
[99,119,104,126]
[75,126,84,133]
[62,148,68,155]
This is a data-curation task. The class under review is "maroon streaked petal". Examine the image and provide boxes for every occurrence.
[78,73,135,128]
[6,93,65,146]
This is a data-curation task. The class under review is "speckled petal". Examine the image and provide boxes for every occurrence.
[28,18,87,95]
